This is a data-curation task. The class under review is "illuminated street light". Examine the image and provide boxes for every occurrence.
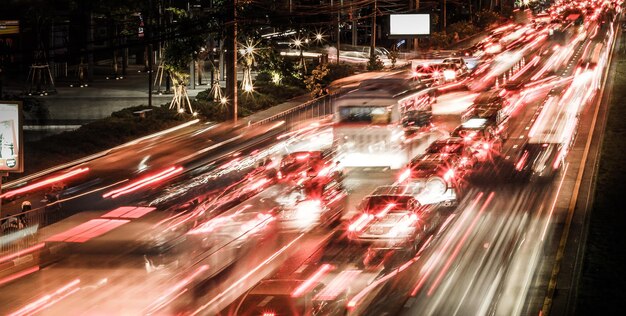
[220,97,228,105]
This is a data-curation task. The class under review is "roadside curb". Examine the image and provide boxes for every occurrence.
[0,242,67,284]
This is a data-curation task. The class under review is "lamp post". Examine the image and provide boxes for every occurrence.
[226,0,238,122]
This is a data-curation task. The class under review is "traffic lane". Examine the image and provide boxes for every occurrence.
[377,184,548,315]
[1,121,284,228]
[217,168,396,315]
[0,184,285,314]
[0,172,283,313]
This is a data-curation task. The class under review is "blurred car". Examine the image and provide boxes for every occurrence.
[273,171,347,232]
[277,150,336,182]
[451,118,504,161]
[401,154,468,207]
[347,185,428,251]
[422,137,478,168]
[463,90,511,120]
[234,279,345,316]
[442,57,469,79]
[144,210,277,274]
[412,63,445,85]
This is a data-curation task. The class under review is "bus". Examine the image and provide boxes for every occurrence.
[516,96,579,180]
[333,76,442,169]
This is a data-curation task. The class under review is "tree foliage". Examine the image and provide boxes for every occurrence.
[304,63,330,97]
[475,10,501,29]
[367,54,384,71]
[162,8,206,85]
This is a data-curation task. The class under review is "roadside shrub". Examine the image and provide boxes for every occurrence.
[475,10,501,29]
[366,54,384,71]
[326,63,356,82]
[447,21,479,40]
[305,64,331,97]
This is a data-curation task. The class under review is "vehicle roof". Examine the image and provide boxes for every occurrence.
[474,90,503,104]
[443,57,464,62]
[369,185,420,197]
[431,137,465,145]
[461,118,488,129]
[249,279,307,295]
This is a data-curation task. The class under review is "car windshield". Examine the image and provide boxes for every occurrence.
[237,294,306,316]
[426,142,463,154]
[451,128,486,139]
[281,152,322,173]
[363,195,415,212]
[338,106,391,124]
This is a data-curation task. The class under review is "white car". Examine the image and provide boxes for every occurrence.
[347,185,436,250]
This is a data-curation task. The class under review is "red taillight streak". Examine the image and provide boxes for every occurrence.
[510,55,541,81]
[110,166,183,198]
[553,148,566,169]
[147,265,209,313]
[0,266,39,287]
[516,151,529,171]
[292,264,333,297]
[542,163,569,241]
[444,169,455,181]
[398,168,411,183]
[47,219,129,243]
[102,206,156,219]
[102,166,182,198]
[46,219,108,242]
[411,193,484,296]
[376,203,396,218]
[348,257,418,310]
[426,192,495,296]
[249,178,269,191]
[327,192,346,205]
[296,153,310,160]
[315,270,362,301]
[1,168,89,199]
[66,219,129,243]
[10,279,80,316]
[191,233,307,315]
[348,214,373,232]
[0,243,45,264]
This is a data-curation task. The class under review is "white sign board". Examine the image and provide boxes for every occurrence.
[390,14,430,36]
[0,102,23,173]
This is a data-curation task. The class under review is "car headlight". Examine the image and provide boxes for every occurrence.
[425,177,447,196]
[443,70,457,80]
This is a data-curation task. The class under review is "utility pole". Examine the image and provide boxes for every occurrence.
[148,0,153,107]
[351,1,357,46]
[443,0,447,31]
[336,0,342,64]
[370,0,377,60]
[226,0,238,121]
[411,0,420,51]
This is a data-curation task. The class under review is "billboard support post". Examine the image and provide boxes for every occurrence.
[0,172,6,217]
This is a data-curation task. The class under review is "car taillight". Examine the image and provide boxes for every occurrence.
[398,168,411,183]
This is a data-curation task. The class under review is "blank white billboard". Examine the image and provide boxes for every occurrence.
[390,14,430,36]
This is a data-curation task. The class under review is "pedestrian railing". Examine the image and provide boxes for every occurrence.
[0,204,62,255]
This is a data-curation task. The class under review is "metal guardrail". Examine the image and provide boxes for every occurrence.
[249,93,336,128]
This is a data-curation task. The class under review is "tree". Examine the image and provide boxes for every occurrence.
[304,63,330,97]
[162,8,206,113]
